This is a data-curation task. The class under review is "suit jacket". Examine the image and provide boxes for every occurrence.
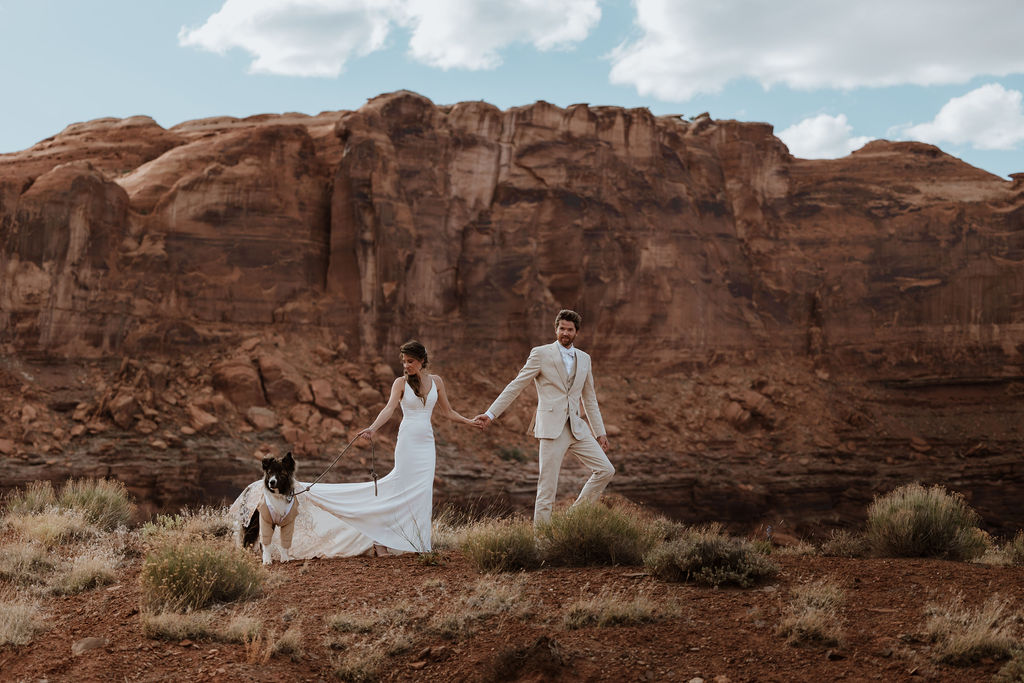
[487,342,606,440]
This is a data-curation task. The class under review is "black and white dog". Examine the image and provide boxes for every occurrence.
[243,451,299,565]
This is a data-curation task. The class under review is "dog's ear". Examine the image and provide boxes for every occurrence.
[261,456,274,469]
[283,451,295,471]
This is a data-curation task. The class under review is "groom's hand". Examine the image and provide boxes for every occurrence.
[473,414,492,429]
[597,435,610,451]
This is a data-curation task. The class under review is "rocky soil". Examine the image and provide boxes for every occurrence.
[5,547,1024,682]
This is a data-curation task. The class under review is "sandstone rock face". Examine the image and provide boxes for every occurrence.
[1,91,1023,532]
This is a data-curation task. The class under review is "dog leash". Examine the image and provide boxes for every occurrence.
[293,435,380,497]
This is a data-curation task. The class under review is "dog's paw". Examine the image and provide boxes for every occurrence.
[261,546,273,565]
[280,548,290,563]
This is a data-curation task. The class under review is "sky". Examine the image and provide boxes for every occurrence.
[1,0,1023,179]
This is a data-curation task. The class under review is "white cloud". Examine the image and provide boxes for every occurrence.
[900,83,1024,150]
[179,0,599,76]
[402,0,600,70]
[777,114,872,159]
[609,0,1024,101]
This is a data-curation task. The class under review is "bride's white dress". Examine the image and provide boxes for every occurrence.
[229,380,437,558]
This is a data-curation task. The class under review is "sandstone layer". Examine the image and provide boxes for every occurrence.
[2,92,1023,534]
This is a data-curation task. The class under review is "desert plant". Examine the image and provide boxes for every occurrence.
[981,532,1024,567]
[460,517,540,572]
[924,594,1021,665]
[139,538,264,611]
[50,548,118,595]
[777,577,845,647]
[563,587,669,629]
[5,508,98,547]
[995,649,1024,682]
[0,588,44,646]
[819,529,869,558]
[139,506,234,545]
[865,483,988,560]
[328,611,379,635]
[644,525,779,587]
[140,611,217,641]
[334,642,384,682]
[3,480,57,516]
[220,614,263,643]
[428,576,530,639]
[0,541,57,586]
[56,478,135,531]
[538,502,657,567]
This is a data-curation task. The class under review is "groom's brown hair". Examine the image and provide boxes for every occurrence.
[555,309,582,330]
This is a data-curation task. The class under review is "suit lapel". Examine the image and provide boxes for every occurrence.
[550,342,569,386]
[569,352,587,393]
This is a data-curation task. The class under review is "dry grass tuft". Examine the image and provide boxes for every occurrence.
[56,478,136,531]
[140,610,217,641]
[50,547,118,595]
[924,594,1022,665]
[777,577,845,647]
[819,529,869,558]
[334,642,385,682]
[428,575,531,639]
[0,541,57,586]
[0,587,44,646]
[563,586,673,629]
[6,508,99,547]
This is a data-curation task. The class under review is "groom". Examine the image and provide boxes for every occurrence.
[475,309,614,524]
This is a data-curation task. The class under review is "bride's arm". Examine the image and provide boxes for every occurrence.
[358,377,404,440]
[434,376,478,426]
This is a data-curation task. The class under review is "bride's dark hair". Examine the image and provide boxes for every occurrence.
[400,340,429,404]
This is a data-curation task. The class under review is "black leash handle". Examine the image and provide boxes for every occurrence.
[294,433,380,497]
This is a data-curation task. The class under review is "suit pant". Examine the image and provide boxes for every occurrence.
[535,421,614,524]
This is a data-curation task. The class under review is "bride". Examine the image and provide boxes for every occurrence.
[230,340,479,559]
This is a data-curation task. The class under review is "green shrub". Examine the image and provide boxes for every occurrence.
[461,517,540,572]
[139,538,264,611]
[866,483,988,560]
[643,525,779,587]
[57,478,136,531]
[139,507,234,547]
[538,502,657,567]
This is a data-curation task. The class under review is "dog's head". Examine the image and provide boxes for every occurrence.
[261,451,296,496]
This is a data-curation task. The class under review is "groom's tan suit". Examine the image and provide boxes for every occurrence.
[487,341,614,523]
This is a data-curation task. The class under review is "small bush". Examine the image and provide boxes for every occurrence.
[643,525,779,587]
[995,649,1024,682]
[0,541,57,586]
[819,529,869,558]
[139,506,233,545]
[273,626,304,659]
[981,532,1024,567]
[777,578,845,647]
[50,549,118,595]
[139,538,264,611]
[221,614,263,643]
[428,576,530,639]
[538,502,657,567]
[924,594,1021,665]
[328,612,378,634]
[6,509,98,547]
[57,478,135,531]
[334,643,384,682]
[140,611,217,641]
[563,587,669,629]
[461,517,540,572]
[3,481,57,516]
[866,483,988,560]
[0,588,44,646]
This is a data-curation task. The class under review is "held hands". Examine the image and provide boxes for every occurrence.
[472,414,492,430]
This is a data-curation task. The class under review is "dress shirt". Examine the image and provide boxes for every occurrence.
[558,344,576,376]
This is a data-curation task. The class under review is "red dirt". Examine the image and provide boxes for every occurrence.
[4,550,1024,682]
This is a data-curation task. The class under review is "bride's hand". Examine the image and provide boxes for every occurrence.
[358,428,374,441]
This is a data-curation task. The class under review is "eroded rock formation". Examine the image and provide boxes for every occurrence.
[2,92,1023,533]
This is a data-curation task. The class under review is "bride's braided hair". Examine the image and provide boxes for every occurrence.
[400,340,429,404]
